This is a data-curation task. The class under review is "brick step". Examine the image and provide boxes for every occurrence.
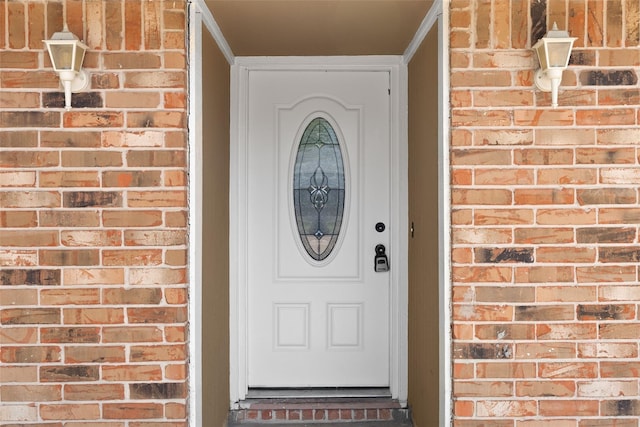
[229,398,411,424]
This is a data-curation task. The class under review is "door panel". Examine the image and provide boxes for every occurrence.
[247,70,390,387]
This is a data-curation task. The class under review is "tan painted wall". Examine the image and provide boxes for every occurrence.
[205,0,433,56]
[407,23,440,427]
[201,24,231,427]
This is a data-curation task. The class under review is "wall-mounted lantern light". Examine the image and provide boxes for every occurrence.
[532,22,576,108]
[44,24,89,110]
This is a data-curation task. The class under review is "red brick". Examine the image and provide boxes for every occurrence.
[599,323,640,340]
[537,247,596,264]
[166,402,187,419]
[576,266,636,283]
[514,188,574,205]
[516,342,576,360]
[0,288,38,306]
[537,323,597,340]
[40,249,100,266]
[516,380,575,397]
[514,109,574,126]
[577,108,636,125]
[538,362,598,378]
[536,208,596,225]
[1,345,61,363]
[451,109,512,127]
[40,366,99,382]
[453,227,512,245]
[142,0,162,48]
[102,326,163,343]
[452,304,513,322]
[0,366,38,383]
[61,230,122,247]
[40,403,101,420]
[64,384,124,401]
[474,209,533,225]
[63,112,124,128]
[476,400,536,417]
[514,228,574,244]
[103,288,162,305]
[452,189,512,205]
[102,210,163,227]
[1,308,60,325]
[63,268,124,286]
[130,344,186,362]
[127,190,187,207]
[103,403,163,419]
[40,131,101,148]
[101,365,163,382]
[601,361,640,382]
[579,343,638,359]
[63,308,125,325]
[127,307,187,324]
[105,92,161,108]
[1,384,61,402]
[0,230,58,247]
[453,266,512,283]
[40,289,100,306]
[539,400,599,417]
[102,249,163,266]
[474,168,534,185]
[475,324,535,341]
[537,285,597,302]
[65,346,126,364]
[124,230,186,246]
[165,288,187,305]
[454,380,513,397]
[127,111,186,128]
[39,171,100,187]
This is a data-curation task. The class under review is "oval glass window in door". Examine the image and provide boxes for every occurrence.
[293,117,346,262]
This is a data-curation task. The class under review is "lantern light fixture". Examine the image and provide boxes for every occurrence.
[532,22,577,108]
[43,24,89,110]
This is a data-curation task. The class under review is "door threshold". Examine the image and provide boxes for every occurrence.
[231,388,407,424]
[246,388,392,400]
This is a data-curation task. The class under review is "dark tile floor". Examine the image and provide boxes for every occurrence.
[228,422,412,427]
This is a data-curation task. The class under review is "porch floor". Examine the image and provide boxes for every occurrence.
[228,422,412,427]
[228,394,412,426]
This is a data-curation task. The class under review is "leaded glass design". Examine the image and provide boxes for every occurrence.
[293,117,345,261]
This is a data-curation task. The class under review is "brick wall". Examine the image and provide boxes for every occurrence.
[450,0,640,425]
[0,0,189,425]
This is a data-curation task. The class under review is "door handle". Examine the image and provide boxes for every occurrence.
[374,244,389,272]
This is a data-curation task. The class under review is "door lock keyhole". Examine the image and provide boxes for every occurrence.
[374,244,390,272]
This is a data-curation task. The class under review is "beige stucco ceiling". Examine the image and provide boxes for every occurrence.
[204,1,435,56]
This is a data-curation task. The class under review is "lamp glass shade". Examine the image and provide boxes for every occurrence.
[44,28,88,73]
[533,42,548,69]
[532,23,576,72]
[47,42,75,70]
[545,40,573,68]
[74,44,87,72]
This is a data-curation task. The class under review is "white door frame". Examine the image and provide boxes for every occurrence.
[229,56,409,406]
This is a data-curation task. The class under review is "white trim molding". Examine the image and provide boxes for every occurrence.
[403,0,443,63]
[229,56,409,406]
[191,0,235,65]
[438,3,453,427]
[187,3,203,427]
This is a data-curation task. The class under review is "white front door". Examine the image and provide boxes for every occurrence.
[246,69,391,387]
